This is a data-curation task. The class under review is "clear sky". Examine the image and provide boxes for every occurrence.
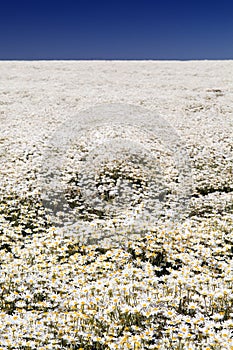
[0,0,232,60]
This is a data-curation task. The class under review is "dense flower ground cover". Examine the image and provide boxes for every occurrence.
[1,203,233,349]
[0,61,233,349]
[1,126,233,349]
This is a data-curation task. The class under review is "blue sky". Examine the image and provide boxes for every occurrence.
[0,0,232,60]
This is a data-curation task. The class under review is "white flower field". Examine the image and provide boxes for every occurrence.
[0,61,233,349]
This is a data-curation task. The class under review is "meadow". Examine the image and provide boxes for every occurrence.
[0,61,233,349]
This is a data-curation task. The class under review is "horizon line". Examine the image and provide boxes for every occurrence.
[0,58,233,62]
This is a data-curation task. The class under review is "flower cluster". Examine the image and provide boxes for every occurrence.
[1,61,233,349]
[1,199,233,349]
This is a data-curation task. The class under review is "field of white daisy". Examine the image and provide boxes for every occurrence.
[0,60,233,349]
